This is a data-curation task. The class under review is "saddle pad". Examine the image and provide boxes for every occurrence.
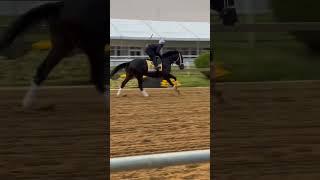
[146,60,162,72]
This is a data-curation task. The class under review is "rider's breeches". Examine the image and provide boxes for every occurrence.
[146,51,158,67]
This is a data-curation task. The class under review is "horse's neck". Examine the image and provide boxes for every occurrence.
[163,54,177,64]
[164,52,178,59]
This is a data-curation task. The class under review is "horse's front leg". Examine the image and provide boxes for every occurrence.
[167,73,177,83]
[23,46,68,109]
[137,75,149,97]
[164,74,180,95]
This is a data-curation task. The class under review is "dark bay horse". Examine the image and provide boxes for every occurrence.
[0,0,107,108]
[110,50,184,97]
[212,0,238,26]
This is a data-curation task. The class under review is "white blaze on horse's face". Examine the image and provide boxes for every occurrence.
[178,52,184,70]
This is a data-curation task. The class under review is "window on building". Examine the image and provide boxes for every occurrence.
[119,47,129,56]
[180,48,190,56]
[190,48,197,55]
[129,47,143,56]
[110,46,121,56]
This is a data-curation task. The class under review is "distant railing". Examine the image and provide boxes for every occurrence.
[110,55,198,67]
[110,55,198,59]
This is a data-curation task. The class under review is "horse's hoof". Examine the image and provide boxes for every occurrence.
[172,86,180,95]
[141,90,149,97]
[22,98,34,109]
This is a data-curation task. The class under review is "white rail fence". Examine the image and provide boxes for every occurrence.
[110,55,198,67]
[110,149,210,172]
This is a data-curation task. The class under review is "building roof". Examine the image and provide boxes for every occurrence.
[110,19,210,41]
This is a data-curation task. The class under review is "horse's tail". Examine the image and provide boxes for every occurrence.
[0,1,63,50]
[110,62,129,77]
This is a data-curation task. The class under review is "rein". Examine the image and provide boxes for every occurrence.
[163,52,183,66]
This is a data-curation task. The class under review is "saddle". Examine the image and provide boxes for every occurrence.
[146,58,162,72]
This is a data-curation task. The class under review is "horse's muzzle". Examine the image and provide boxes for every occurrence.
[179,64,185,70]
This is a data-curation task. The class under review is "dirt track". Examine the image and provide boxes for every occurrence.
[0,86,106,179]
[4,81,320,179]
[8,81,318,180]
[0,86,210,179]
[215,81,320,180]
[111,88,210,179]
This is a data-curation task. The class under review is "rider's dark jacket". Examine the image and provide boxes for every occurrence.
[145,44,164,67]
[145,44,163,57]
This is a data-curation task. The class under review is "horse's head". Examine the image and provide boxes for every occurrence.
[212,0,238,26]
[162,51,184,70]
[173,51,185,70]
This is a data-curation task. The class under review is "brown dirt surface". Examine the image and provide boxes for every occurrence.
[0,86,106,179]
[111,87,210,179]
[215,81,320,180]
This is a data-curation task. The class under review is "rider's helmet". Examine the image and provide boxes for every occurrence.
[159,39,166,45]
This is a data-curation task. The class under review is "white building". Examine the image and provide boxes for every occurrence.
[110,0,210,66]
[110,19,210,55]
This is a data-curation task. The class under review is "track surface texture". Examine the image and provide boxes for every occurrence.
[111,87,210,179]
[0,86,106,179]
[215,81,320,180]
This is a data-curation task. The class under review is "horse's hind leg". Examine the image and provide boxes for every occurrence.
[137,75,149,97]
[117,74,132,96]
[167,73,180,94]
[22,43,72,108]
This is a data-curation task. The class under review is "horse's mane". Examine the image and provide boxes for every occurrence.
[162,50,179,58]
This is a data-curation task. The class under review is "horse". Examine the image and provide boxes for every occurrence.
[212,0,238,26]
[110,50,184,97]
[0,0,107,108]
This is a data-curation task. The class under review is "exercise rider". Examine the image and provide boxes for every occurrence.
[145,39,165,71]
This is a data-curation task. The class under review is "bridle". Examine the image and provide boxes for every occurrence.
[174,52,183,66]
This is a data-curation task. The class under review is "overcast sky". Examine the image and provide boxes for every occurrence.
[110,0,210,22]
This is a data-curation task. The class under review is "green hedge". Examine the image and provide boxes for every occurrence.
[194,51,210,68]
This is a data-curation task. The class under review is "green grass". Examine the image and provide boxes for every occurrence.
[0,50,209,87]
[213,13,320,82]
[0,15,92,87]
[110,67,209,89]
[0,51,91,86]
[215,39,320,82]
